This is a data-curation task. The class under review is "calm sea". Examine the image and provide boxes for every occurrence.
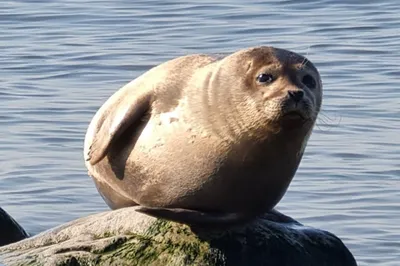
[1,1,399,265]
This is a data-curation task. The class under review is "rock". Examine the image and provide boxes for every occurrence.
[0,207,357,266]
[0,207,29,247]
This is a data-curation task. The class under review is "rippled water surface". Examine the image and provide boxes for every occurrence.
[1,1,399,265]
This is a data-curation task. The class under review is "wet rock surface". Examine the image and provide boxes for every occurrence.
[0,207,29,247]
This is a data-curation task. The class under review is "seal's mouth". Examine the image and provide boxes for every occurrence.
[282,111,306,120]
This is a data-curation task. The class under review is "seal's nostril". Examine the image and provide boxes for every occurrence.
[288,90,304,103]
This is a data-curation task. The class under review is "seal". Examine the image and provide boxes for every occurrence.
[84,46,322,225]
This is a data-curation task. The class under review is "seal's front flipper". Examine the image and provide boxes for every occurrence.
[136,206,253,227]
[87,91,153,165]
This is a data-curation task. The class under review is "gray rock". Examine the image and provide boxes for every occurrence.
[0,207,357,266]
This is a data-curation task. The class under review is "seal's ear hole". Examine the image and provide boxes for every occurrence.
[256,73,274,84]
[302,74,316,89]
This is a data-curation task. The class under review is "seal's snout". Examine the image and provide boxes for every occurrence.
[279,89,312,122]
[287,90,304,103]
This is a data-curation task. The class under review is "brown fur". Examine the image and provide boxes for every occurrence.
[84,46,323,226]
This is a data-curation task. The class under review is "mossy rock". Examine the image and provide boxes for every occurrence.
[0,207,357,266]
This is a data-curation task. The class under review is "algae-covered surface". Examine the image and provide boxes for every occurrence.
[92,220,215,266]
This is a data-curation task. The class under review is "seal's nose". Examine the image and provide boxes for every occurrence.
[288,90,304,103]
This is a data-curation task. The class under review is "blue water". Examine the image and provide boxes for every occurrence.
[1,1,399,265]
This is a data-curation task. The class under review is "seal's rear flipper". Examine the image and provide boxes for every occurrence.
[135,206,253,228]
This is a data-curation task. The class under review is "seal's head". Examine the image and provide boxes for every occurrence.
[214,46,322,136]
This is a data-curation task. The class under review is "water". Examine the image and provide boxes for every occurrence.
[1,1,399,265]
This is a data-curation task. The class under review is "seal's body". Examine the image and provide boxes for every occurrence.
[84,46,322,225]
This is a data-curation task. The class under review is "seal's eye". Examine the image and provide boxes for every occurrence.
[302,74,316,89]
[256,73,274,84]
